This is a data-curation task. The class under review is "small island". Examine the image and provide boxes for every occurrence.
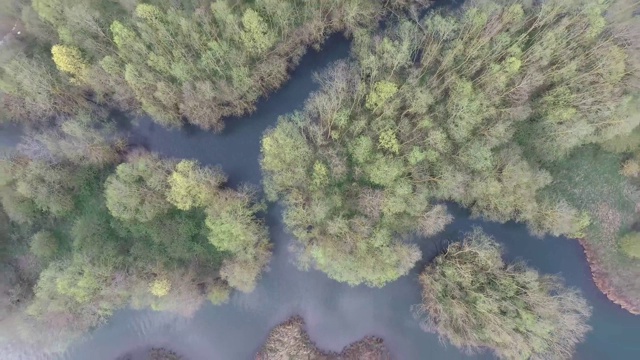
[256,316,391,360]
[117,347,183,360]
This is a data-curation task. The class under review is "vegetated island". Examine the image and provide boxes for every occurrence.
[0,115,271,348]
[260,0,640,314]
[256,316,391,360]
[414,230,591,360]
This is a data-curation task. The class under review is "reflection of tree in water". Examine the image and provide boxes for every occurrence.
[148,348,183,360]
[116,347,183,360]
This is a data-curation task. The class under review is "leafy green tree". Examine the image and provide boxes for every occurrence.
[105,154,173,222]
[12,160,80,216]
[51,44,89,80]
[166,160,226,210]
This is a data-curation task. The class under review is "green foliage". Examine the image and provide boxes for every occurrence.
[261,117,313,200]
[366,80,398,110]
[149,278,171,298]
[0,135,272,347]
[51,44,88,80]
[240,9,275,54]
[261,0,640,287]
[2,0,387,129]
[207,281,231,305]
[105,155,173,222]
[620,232,640,259]
[30,230,58,260]
[415,230,592,359]
[13,160,82,216]
[166,160,226,210]
[378,129,399,154]
[311,161,329,190]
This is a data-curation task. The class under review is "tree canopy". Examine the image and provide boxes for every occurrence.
[260,0,640,285]
[0,115,271,347]
[0,0,390,130]
[415,230,592,360]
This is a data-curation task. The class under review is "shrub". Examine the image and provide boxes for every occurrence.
[149,278,171,297]
[620,232,640,259]
[207,281,231,305]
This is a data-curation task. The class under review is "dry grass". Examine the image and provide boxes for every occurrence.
[256,316,391,360]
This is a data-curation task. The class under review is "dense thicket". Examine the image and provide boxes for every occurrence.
[260,0,640,285]
[0,115,271,346]
[414,230,592,360]
[0,0,402,130]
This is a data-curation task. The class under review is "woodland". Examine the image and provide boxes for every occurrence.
[0,0,639,359]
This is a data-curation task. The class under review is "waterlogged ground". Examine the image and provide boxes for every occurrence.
[1,35,640,360]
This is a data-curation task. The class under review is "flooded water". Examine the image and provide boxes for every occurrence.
[1,30,640,360]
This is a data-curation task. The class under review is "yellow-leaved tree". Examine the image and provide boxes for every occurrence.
[149,278,171,297]
[51,45,89,81]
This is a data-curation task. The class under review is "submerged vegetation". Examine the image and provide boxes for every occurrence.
[0,115,270,346]
[414,230,592,359]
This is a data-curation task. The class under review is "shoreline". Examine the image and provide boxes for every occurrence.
[577,238,640,315]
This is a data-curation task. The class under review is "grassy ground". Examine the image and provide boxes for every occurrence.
[542,145,640,312]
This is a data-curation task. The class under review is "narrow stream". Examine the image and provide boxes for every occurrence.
[2,34,640,360]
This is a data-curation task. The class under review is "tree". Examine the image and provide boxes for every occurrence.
[166,160,226,210]
[414,230,592,360]
[51,44,89,80]
[105,154,173,222]
[18,114,124,166]
[13,160,80,216]
[30,231,58,260]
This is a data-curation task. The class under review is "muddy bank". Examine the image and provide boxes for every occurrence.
[578,238,640,315]
[256,316,391,360]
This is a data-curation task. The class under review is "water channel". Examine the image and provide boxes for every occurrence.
[2,30,640,360]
